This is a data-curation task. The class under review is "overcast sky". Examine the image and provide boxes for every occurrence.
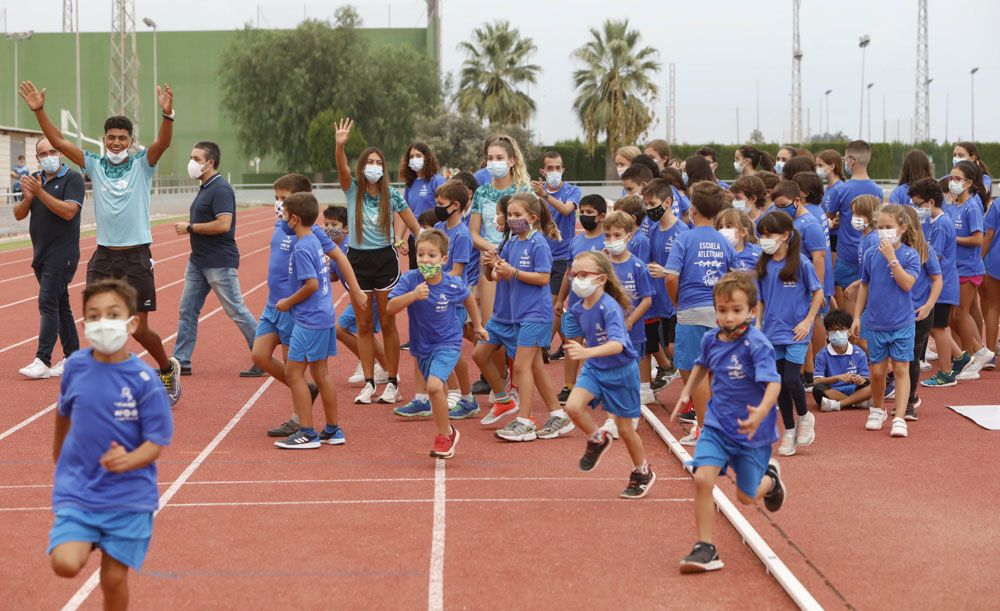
[6,0,999,144]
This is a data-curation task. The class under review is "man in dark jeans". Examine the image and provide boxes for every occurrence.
[13,139,84,379]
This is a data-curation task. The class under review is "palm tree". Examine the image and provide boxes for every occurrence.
[457,20,540,127]
[572,20,660,176]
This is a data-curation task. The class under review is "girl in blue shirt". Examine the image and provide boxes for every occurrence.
[981,196,1000,362]
[334,118,423,406]
[889,150,933,205]
[399,142,446,270]
[953,141,992,192]
[899,206,942,420]
[716,208,761,272]
[564,250,655,499]
[816,150,847,254]
[755,212,824,457]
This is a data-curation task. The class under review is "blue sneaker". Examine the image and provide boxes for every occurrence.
[318,425,346,445]
[394,398,432,418]
[274,429,320,450]
[449,398,481,420]
[883,375,895,400]
[951,351,972,376]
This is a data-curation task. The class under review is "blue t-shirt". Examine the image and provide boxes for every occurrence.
[435,220,474,285]
[664,225,735,311]
[923,214,960,305]
[571,292,638,368]
[566,233,606,309]
[951,199,986,277]
[757,255,822,346]
[888,183,914,205]
[188,174,239,269]
[794,211,833,297]
[984,201,1000,280]
[474,167,491,186]
[404,174,447,218]
[638,215,652,237]
[814,343,870,394]
[860,243,920,331]
[672,186,691,219]
[821,180,844,218]
[697,326,781,447]
[289,233,335,329]
[343,180,408,250]
[544,182,582,260]
[506,231,553,323]
[732,243,762,272]
[266,224,335,307]
[611,254,656,344]
[470,181,530,245]
[492,239,515,322]
[648,219,689,318]
[857,230,880,270]
[912,244,942,309]
[826,179,883,263]
[389,270,469,359]
[54,349,173,513]
[628,231,651,263]
[83,149,157,247]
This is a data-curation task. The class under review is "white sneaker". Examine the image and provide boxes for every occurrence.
[820,397,841,412]
[795,412,816,446]
[956,369,981,381]
[679,425,699,447]
[602,417,620,439]
[347,362,365,385]
[639,387,655,404]
[964,348,996,376]
[48,359,65,377]
[777,430,796,456]
[865,407,887,430]
[447,391,460,410]
[374,363,389,385]
[354,382,377,404]
[890,417,908,438]
[925,349,938,361]
[18,358,51,379]
[919,360,931,372]
[378,382,402,404]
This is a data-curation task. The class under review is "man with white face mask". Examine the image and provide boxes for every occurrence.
[19,79,182,405]
[12,138,85,379]
[172,142,258,377]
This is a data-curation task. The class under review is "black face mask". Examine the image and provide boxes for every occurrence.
[645,204,665,222]
[434,204,453,222]
[580,214,598,231]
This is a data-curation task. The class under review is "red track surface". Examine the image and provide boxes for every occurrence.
[0,205,997,609]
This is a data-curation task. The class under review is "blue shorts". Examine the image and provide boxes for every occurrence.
[560,308,583,339]
[633,341,646,361]
[867,325,914,364]
[288,325,337,363]
[773,343,808,365]
[834,259,860,289]
[456,305,469,326]
[255,304,294,345]
[516,321,550,348]
[675,323,711,372]
[575,361,641,418]
[690,425,772,498]
[486,319,517,356]
[48,508,153,569]
[418,348,462,383]
[337,303,381,335]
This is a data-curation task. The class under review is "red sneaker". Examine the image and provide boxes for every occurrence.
[431,427,460,459]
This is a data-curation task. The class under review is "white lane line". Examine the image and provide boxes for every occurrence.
[428,459,446,611]
[640,405,822,611]
[61,377,275,611]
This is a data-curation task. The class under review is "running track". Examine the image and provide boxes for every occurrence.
[0,205,996,608]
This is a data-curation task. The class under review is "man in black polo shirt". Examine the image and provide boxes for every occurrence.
[172,141,258,376]
[14,138,84,379]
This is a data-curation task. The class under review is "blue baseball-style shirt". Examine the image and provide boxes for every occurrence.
[435,220,474,285]
[289,232,335,329]
[54,349,173,513]
[544,182,582,260]
[757,255,822,346]
[697,326,781,448]
[951,199,986,277]
[266,224,335,307]
[648,219,689,318]
[860,242,920,331]
[83,149,157,247]
[814,343,870,393]
[611,254,656,344]
[506,231,553,324]
[826,179,883,264]
[911,244,942,309]
[923,214,959,305]
[664,225,735,311]
[404,174,447,218]
[984,201,1000,281]
[571,292,638,368]
[389,270,469,359]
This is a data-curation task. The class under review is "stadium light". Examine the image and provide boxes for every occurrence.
[143,18,158,139]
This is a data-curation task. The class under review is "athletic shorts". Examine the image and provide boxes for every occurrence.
[575,361,642,418]
[773,343,809,365]
[48,507,153,570]
[690,425,772,498]
[516,321,550,348]
[561,308,583,339]
[932,303,952,329]
[347,245,399,292]
[337,303,381,334]
[867,325,914,364]
[486,319,517,356]
[834,259,860,290]
[288,325,337,363]
[644,320,662,354]
[87,244,157,312]
[256,304,295,345]
[417,348,462,383]
[959,275,983,287]
[550,259,569,296]
[675,323,711,372]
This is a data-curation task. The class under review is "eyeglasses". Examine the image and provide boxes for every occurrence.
[568,271,602,280]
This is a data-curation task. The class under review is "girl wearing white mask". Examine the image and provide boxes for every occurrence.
[715,208,761,272]
[734,146,776,177]
[952,141,992,192]
[729,175,768,225]
[335,118,422,406]
[843,194,882,323]
[399,143,446,270]
[614,145,642,180]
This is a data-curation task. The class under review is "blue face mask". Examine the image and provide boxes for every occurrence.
[829,330,849,347]
[279,219,296,236]
[773,160,785,175]
[681,171,689,185]
[776,202,797,218]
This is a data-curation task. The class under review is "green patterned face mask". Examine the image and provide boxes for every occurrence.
[418,263,442,279]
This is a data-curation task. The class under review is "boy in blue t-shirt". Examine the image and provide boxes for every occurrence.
[389,230,488,458]
[48,279,173,608]
[273,193,343,450]
[812,309,873,411]
[669,272,786,573]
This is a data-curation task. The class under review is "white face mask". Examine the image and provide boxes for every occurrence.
[274,199,284,218]
[732,199,748,211]
[759,237,780,255]
[829,330,849,347]
[39,155,61,173]
[364,164,384,184]
[816,166,829,180]
[949,180,967,196]
[953,156,966,167]
[545,171,562,188]
[187,159,209,180]
[877,228,899,244]
[733,160,743,173]
[487,161,510,179]
[850,216,867,231]
[719,227,739,247]
[408,157,425,172]
[605,238,628,256]
[106,148,129,164]
[616,165,627,178]
[85,317,133,354]
[571,276,600,298]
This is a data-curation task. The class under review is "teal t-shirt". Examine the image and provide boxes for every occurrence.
[470,181,530,246]
[343,180,408,250]
[83,149,156,247]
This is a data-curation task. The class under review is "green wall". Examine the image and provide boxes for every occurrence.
[0,27,430,181]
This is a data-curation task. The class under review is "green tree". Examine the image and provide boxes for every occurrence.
[413,110,539,173]
[307,109,366,180]
[457,20,540,127]
[571,19,660,177]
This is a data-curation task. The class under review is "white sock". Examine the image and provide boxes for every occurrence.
[448,389,460,399]
[550,409,567,418]
[291,413,300,424]
[415,393,429,402]
[461,394,473,402]
[517,416,532,425]
[829,399,841,410]
[640,382,651,392]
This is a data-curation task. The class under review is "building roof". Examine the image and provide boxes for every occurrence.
[0,126,44,135]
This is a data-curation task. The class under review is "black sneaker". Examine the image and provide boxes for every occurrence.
[557,386,571,405]
[679,541,724,573]
[620,467,657,499]
[239,364,267,378]
[763,459,785,512]
[651,376,667,392]
[267,418,300,438]
[802,372,814,392]
[579,430,613,472]
[549,346,566,361]
[655,366,674,383]
[274,429,320,449]
[905,404,919,421]
[678,409,697,424]
[308,382,320,404]
[542,348,550,364]
[180,364,192,376]
[471,377,491,395]
[400,342,410,351]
